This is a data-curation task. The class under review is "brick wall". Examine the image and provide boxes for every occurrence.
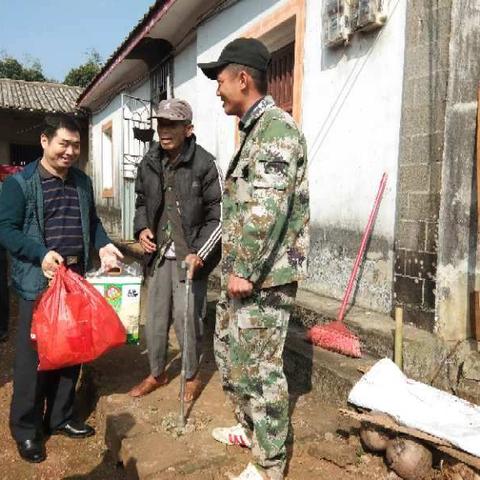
[393,1,452,331]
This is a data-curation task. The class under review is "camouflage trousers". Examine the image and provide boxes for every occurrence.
[214,282,297,477]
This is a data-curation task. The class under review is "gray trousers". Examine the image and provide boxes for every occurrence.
[146,258,207,379]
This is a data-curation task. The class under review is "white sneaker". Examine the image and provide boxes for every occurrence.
[228,463,265,480]
[212,423,252,448]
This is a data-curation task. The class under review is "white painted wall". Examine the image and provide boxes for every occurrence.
[91,95,123,210]
[130,81,150,104]
[302,0,407,311]
[90,80,151,206]
[90,78,153,238]
[174,40,198,124]
[195,0,286,172]
[304,0,406,237]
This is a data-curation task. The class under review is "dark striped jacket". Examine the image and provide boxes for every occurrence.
[0,160,111,300]
[134,135,222,278]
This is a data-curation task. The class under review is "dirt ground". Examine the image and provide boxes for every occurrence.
[0,295,125,480]
[0,294,458,480]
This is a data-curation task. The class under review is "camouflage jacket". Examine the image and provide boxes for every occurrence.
[221,96,309,289]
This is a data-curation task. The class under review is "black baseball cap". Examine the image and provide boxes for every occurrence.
[198,37,271,80]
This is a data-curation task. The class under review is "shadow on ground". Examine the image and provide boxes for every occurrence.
[76,299,219,427]
[62,413,136,479]
[284,320,313,476]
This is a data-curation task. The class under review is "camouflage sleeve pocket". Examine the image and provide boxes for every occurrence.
[253,159,289,191]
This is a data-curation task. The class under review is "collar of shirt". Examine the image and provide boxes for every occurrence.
[239,97,265,131]
[38,162,74,184]
[162,144,187,171]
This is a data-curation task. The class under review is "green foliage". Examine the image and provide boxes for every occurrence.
[64,49,102,88]
[0,53,47,82]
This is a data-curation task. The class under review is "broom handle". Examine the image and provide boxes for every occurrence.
[337,173,388,323]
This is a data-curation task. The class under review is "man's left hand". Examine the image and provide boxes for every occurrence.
[227,274,253,299]
[99,243,124,271]
[184,254,204,280]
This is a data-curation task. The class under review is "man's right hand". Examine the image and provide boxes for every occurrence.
[139,228,157,254]
[41,251,64,279]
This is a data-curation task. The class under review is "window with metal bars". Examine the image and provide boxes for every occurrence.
[9,144,42,166]
[267,42,295,115]
[150,58,173,106]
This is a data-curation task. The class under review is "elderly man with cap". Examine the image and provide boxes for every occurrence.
[198,38,309,480]
[129,98,222,401]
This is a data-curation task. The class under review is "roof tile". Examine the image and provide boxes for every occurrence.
[0,78,83,113]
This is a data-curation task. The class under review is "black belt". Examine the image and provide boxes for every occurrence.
[65,255,83,266]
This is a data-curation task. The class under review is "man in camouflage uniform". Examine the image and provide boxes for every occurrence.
[199,38,309,480]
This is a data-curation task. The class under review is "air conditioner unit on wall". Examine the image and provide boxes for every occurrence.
[323,0,354,47]
[356,0,387,32]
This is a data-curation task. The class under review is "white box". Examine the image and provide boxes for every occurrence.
[87,275,142,344]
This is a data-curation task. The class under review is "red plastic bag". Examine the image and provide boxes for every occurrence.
[0,165,23,182]
[31,265,126,371]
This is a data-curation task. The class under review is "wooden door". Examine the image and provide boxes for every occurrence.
[267,42,295,115]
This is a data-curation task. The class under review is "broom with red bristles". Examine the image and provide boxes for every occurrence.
[307,173,388,358]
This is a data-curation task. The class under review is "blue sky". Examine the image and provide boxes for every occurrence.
[0,0,154,81]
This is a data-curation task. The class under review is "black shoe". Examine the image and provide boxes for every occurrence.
[51,421,95,439]
[0,330,8,343]
[16,439,46,463]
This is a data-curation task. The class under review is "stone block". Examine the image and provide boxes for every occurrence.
[409,39,450,76]
[401,78,416,109]
[394,249,406,275]
[406,133,444,164]
[394,275,424,305]
[456,378,480,405]
[432,0,453,11]
[405,7,422,46]
[430,5,453,37]
[395,220,426,251]
[413,71,449,106]
[397,193,409,218]
[408,10,443,49]
[400,132,444,165]
[425,221,439,252]
[398,164,430,193]
[400,133,445,166]
[423,278,436,309]
[407,192,441,220]
[398,136,413,165]
[402,305,435,332]
[462,352,480,381]
[429,162,443,193]
[405,251,437,280]
[402,106,446,137]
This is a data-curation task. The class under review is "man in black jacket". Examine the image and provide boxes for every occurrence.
[129,98,222,401]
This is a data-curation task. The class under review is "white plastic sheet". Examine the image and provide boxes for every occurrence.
[348,358,480,458]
